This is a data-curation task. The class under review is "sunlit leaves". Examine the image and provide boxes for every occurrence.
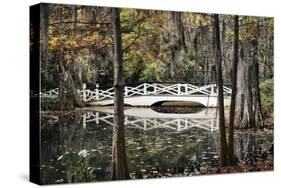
[43,4,274,88]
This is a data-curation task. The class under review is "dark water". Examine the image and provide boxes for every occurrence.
[40,107,273,184]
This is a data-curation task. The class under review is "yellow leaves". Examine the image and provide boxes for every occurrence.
[64,53,73,64]
[65,39,79,48]
[49,35,79,50]
[82,33,112,48]
[49,37,62,49]
[49,30,112,52]
[83,33,102,43]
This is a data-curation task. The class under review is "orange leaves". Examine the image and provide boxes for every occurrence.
[82,33,106,45]
[49,31,112,52]
[49,36,64,50]
[49,35,78,50]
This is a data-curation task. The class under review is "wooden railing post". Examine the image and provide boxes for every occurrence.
[125,86,128,97]
[125,116,128,124]
[82,83,87,101]
[185,119,188,128]
[153,83,157,95]
[96,112,99,124]
[212,84,218,96]
[210,84,214,96]
[178,84,181,95]
[144,119,147,130]
[216,85,219,96]
[144,83,147,95]
[177,119,181,131]
[82,114,87,129]
[95,84,99,100]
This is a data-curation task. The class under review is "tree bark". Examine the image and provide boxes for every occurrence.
[58,55,86,110]
[111,8,129,180]
[214,14,228,167]
[228,15,239,165]
[168,11,186,80]
[235,18,264,128]
[57,7,86,110]
[40,4,49,65]
[252,22,264,126]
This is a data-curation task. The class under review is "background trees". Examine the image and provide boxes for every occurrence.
[40,4,273,127]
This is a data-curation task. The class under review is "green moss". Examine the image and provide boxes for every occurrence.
[260,79,274,118]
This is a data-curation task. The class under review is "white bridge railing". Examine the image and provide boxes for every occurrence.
[83,112,218,132]
[41,83,232,102]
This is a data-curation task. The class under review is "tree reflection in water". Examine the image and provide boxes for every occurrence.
[111,120,130,180]
[40,108,273,184]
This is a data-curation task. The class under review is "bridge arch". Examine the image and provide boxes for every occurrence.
[151,100,206,107]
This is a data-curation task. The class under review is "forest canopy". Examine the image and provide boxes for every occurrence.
[34,4,274,128]
[38,4,273,88]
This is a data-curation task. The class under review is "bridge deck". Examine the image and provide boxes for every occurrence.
[41,83,232,107]
[91,95,231,107]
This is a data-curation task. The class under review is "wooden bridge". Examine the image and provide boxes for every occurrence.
[41,83,231,107]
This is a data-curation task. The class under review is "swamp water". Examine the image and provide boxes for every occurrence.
[40,107,273,184]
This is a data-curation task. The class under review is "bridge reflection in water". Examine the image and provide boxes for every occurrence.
[40,107,273,184]
[82,107,218,133]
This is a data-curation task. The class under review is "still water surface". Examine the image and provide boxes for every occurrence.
[40,107,273,184]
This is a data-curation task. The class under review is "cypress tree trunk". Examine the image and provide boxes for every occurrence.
[252,22,264,127]
[58,56,86,110]
[168,11,186,80]
[40,4,48,65]
[40,4,49,92]
[56,5,85,110]
[228,15,239,165]
[111,8,129,180]
[235,19,263,128]
[214,14,228,167]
